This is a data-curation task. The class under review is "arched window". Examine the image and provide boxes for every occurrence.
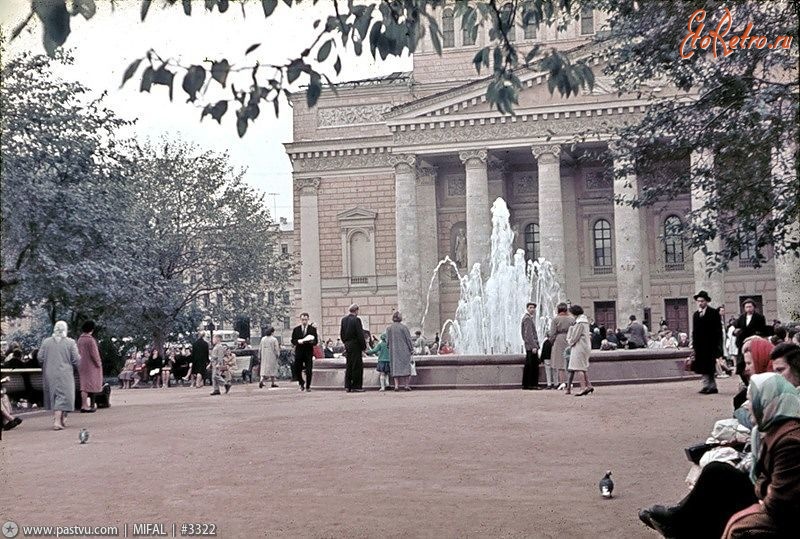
[442,9,455,48]
[462,7,476,46]
[349,231,371,277]
[663,215,685,270]
[500,3,516,41]
[592,219,613,269]
[524,223,540,261]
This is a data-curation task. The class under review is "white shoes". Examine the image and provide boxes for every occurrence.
[557,383,567,390]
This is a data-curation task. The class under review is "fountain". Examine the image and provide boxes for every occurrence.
[310,198,697,389]
[421,198,564,354]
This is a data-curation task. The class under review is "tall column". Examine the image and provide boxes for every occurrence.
[297,177,322,325]
[392,154,424,330]
[772,144,800,322]
[416,164,441,336]
[690,149,725,305]
[459,150,491,271]
[531,144,567,293]
[612,149,645,322]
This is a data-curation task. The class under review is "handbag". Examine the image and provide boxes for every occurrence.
[409,360,417,376]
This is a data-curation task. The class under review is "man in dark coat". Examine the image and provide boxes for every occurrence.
[691,290,724,394]
[191,331,210,388]
[290,312,318,392]
[340,304,367,392]
[734,298,768,380]
[521,302,540,389]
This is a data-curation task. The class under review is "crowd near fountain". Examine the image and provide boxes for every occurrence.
[422,198,564,355]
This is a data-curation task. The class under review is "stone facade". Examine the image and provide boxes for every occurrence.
[285,6,796,341]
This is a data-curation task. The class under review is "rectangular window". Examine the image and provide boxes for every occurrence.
[580,7,594,35]
[283,317,291,330]
[283,291,290,305]
[281,243,288,255]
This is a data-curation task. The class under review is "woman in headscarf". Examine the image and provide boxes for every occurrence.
[386,311,414,391]
[733,336,775,411]
[38,321,81,430]
[722,373,800,538]
[639,373,800,538]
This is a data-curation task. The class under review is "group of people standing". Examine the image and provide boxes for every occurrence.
[284,304,417,393]
[521,302,594,396]
[35,320,105,431]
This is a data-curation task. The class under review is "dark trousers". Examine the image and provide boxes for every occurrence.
[344,346,363,390]
[522,349,540,388]
[293,354,313,388]
[670,462,757,538]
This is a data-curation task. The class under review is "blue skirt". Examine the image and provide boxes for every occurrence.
[376,361,391,374]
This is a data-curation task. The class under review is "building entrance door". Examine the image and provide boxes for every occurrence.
[593,301,617,331]
[664,298,689,334]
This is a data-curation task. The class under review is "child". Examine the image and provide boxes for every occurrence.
[222,350,238,393]
[367,333,391,391]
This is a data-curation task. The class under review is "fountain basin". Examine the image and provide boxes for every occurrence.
[309,349,697,390]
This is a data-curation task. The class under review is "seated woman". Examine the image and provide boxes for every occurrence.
[117,354,138,389]
[323,339,335,359]
[733,336,774,412]
[639,373,800,538]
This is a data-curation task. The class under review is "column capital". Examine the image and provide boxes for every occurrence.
[531,144,561,163]
[458,149,488,166]
[295,177,321,194]
[416,165,438,186]
[389,153,417,171]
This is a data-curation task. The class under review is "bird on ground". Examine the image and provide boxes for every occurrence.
[599,471,614,498]
[79,428,89,444]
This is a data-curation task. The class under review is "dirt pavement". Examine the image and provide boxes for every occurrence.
[1,378,739,538]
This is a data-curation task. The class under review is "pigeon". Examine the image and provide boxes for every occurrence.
[79,428,89,444]
[599,471,614,498]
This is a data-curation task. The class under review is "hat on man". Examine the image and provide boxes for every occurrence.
[741,297,757,308]
[693,290,712,301]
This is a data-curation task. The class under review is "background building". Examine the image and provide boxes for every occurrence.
[286,5,795,341]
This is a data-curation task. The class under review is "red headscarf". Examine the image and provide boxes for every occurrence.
[748,337,775,374]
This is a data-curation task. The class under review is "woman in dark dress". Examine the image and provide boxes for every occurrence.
[146,349,163,389]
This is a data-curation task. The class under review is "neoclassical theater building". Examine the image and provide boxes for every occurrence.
[286,6,798,341]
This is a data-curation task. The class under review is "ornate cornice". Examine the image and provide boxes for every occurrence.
[295,177,321,193]
[458,149,488,166]
[289,149,393,173]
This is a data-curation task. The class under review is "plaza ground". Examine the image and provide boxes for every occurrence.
[1,378,739,538]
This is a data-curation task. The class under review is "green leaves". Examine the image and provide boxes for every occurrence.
[152,66,176,100]
[32,0,71,57]
[306,73,322,108]
[211,59,230,87]
[140,0,151,21]
[181,65,206,103]
[120,58,142,88]
[140,65,154,92]
[317,40,332,63]
[245,43,261,55]
[201,100,228,123]
[261,0,278,17]
[72,0,96,20]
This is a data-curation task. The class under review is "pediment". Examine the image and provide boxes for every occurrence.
[337,207,377,223]
[386,43,671,124]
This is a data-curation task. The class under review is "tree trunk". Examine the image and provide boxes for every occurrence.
[152,327,167,357]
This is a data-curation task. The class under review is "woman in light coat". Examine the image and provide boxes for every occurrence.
[38,321,81,430]
[386,311,415,391]
[258,326,280,389]
[565,305,594,396]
